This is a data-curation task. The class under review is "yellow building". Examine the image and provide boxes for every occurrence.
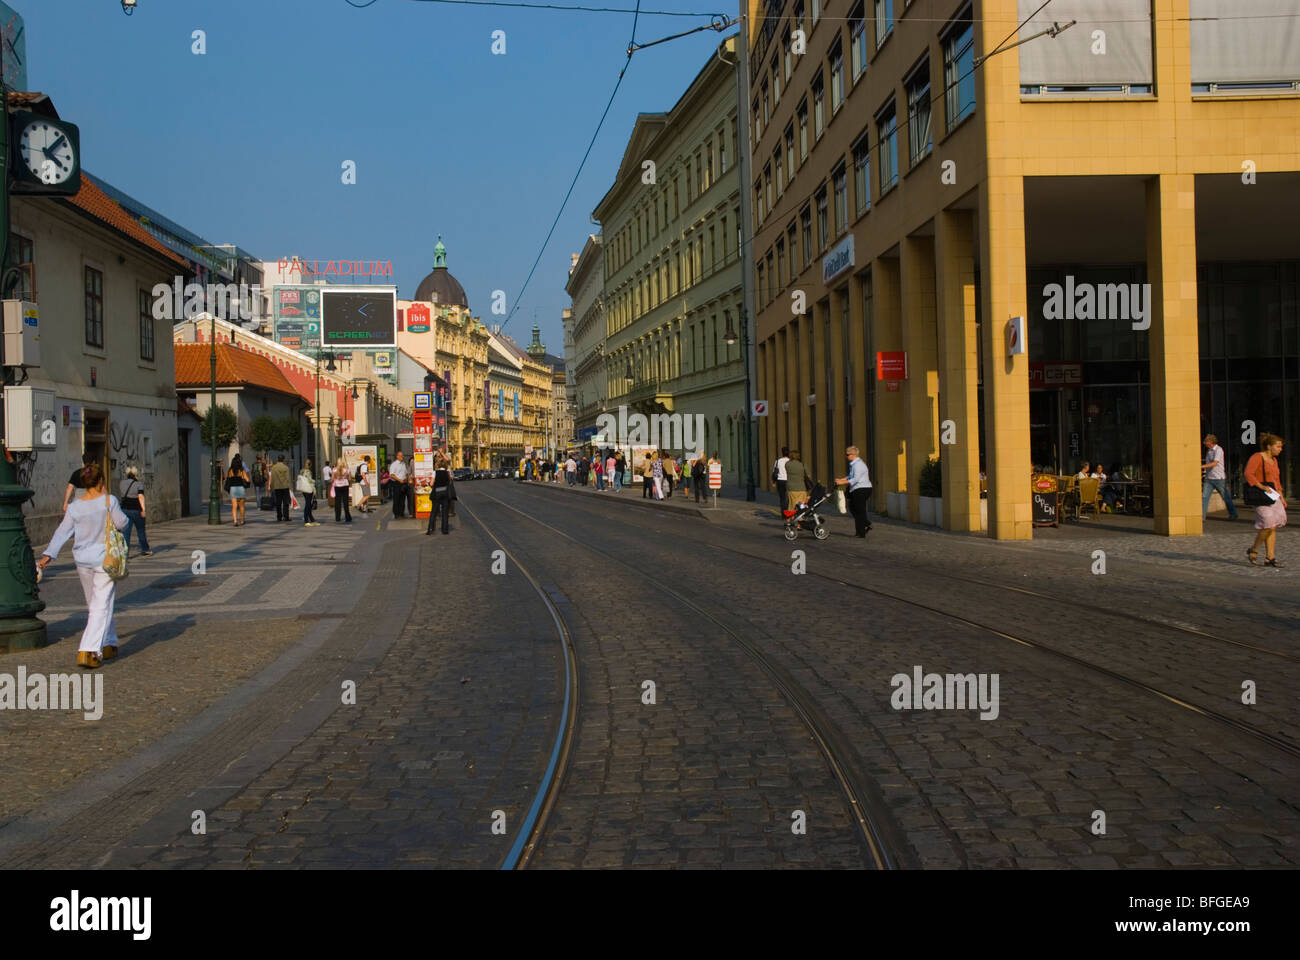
[750,0,1300,538]
[397,239,492,469]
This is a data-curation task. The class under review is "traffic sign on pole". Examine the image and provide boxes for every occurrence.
[751,400,769,417]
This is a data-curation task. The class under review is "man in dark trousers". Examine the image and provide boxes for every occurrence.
[389,451,410,518]
[270,455,292,521]
[772,446,790,510]
[835,445,873,538]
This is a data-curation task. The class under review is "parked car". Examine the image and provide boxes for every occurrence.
[452,468,474,482]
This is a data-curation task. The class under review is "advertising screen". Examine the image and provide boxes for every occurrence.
[322,287,397,348]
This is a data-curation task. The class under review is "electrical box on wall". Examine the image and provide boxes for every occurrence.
[3,300,40,367]
[4,385,57,451]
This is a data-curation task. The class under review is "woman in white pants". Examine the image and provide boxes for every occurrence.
[37,462,130,669]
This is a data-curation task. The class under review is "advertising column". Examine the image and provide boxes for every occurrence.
[412,392,434,519]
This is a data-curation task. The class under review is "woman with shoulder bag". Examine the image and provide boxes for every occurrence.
[333,457,353,523]
[226,454,250,526]
[1245,433,1286,567]
[119,464,152,557]
[298,459,319,526]
[37,462,131,668]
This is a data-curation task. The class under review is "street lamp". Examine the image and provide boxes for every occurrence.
[206,309,222,523]
[314,348,336,471]
[724,310,757,502]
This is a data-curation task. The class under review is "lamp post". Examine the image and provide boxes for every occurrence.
[314,347,336,473]
[724,310,757,502]
[206,309,222,523]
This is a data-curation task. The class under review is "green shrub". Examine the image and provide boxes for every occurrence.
[919,456,942,498]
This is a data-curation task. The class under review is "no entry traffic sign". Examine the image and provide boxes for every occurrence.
[751,400,769,416]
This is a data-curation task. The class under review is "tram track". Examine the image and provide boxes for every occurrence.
[513,483,1300,763]
[469,488,905,870]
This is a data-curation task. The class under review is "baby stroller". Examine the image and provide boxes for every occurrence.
[783,482,830,541]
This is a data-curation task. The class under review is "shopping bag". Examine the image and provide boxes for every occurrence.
[103,492,128,581]
[289,490,301,511]
[836,489,847,514]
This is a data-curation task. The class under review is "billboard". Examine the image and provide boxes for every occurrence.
[322,286,397,348]
[274,285,321,350]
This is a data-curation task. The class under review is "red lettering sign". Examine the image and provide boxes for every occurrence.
[876,351,908,381]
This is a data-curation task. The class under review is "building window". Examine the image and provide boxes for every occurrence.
[755,182,765,223]
[833,163,848,235]
[801,206,813,268]
[874,0,893,47]
[797,99,809,160]
[756,262,766,307]
[943,7,976,130]
[706,138,714,186]
[762,80,770,127]
[906,57,932,166]
[7,233,35,301]
[850,2,867,80]
[84,265,103,348]
[765,163,774,212]
[785,124,796,177]
[812,72,825,138]
[794,0,805,36]
[766,252,775,303]
[816,186,829,251]
[812,0,821,25]
[830,39,845,113]
[853,131,871,213]
[784,39,794,81]
[696,152,703,194]
[776,237,786,290]
[719,127,728,173]
[775,146,785,196]
[139,288,155,362]
[753,98,762,141]
[771,54,782,104]
[877,101,898,193]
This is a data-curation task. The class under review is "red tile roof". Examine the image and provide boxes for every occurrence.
[59,174,187,268]
[174,343,309,401]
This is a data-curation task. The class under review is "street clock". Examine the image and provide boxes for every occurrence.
[8,111,81,196]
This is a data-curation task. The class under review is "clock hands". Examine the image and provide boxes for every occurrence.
[42,134,68,158]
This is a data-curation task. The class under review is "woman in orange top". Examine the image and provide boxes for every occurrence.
[1245,433,1285,567]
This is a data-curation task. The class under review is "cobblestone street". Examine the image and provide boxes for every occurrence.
[2,485,1295,870]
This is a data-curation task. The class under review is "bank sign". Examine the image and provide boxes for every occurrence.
[822,235,854,286]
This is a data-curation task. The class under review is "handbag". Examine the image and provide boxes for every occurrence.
[1244,456,1276,506]
[102,491,128,580]
[836,489,847,514]
[296,473,315,494]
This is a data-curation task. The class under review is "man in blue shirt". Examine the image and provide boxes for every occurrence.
[836,445,873,538]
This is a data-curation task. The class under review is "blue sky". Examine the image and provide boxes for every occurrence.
[21,0,736,353]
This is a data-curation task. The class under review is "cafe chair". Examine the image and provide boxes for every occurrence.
[1077,477,1102,519]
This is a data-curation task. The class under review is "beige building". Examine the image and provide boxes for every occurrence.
[594,37,748,483]
[395,240,493,469]
[565,236,606,437]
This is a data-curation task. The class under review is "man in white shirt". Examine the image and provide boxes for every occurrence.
[1200,433,1238,520]
[772,446,790,510]
[835,445,873,538]
[323,462,334,510]
[389,452,410,518]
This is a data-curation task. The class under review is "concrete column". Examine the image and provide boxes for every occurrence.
[848,272,869,445]
[1146,174,1202,536]
[872,256,905,509]
[810,303,828,482]
[979,173,1033,540]
[901,235,939,523]
[827,294,847,482]
[935,207,982,531]
[787,319,805,467]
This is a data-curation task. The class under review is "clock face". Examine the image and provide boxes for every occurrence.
[19,121,76,185]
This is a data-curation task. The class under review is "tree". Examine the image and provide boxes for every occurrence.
[273,415,302,453]
[249,414,277,454]
[200,404,238,449]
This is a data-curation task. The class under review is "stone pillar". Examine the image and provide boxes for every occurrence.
[901,235,939,523]
[1146,173,1202,536]
[872,256,905,511]
[936,208,982,531]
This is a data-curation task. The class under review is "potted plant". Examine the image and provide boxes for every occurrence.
[918,456,942,526]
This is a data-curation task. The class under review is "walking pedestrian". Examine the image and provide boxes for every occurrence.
[565,454,577,486]
[606,452,619,492]
[594,455,605,491]
[1201,433,1239,520]
[62,452,97,512]
[270,454,292,521]
[772,446,790,509]
[252,454,269,507]
[426,453,453,535]
[298,460,319,525]
[664,455,677,497]
[37,462,131,669]
[333,457,353,523]
[226,455,250,526]
[692,453,707,503]
[323,460,335,512]
[641,452,655,498]
[118,464,152,557]
[835,445,874,538]
[652,452,665,499]
[357,455,373,513]
[389,451,409,518]
[784,450,808,516]
[1245,433,1286,567]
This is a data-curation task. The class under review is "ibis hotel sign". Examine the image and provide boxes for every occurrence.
[822,235,855,286]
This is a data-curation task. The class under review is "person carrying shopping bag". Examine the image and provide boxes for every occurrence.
[37,462,131,669]
[333,457,353,523]
[298,460,319,526]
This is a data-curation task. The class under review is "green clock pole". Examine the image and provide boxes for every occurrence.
[207,309,221,524]
[0,79,48,651]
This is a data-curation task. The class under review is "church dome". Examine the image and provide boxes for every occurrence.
[414,238,468,308]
